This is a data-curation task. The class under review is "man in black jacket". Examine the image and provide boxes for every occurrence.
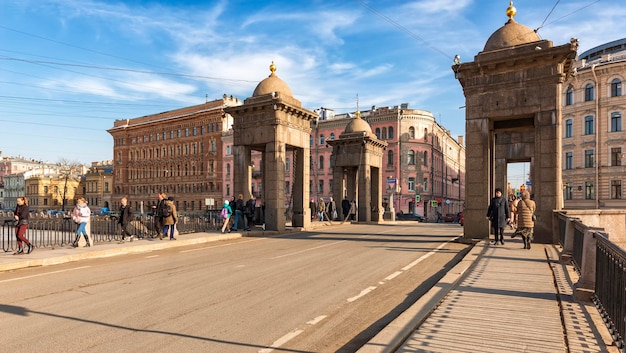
[486,188,510,245]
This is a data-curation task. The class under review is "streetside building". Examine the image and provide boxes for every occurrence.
[107,95,242,214]
[222,104,465,221]
[562,38,626,209]
[24,171,82,213]
[83,160,114,214]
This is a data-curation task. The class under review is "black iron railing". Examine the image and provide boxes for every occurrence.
[594,234,626,351]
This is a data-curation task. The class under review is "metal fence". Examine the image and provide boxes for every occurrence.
[594,234,626,352]
[1,212,224,253]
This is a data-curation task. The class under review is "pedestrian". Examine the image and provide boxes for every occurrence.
[486,188,509,245]
[349,200,357,221]
[153,192,166,239]
[254,196,263,225]
[309,198,316,220]
[513,191,536,249]
[71,197,93,247]
[327,196,337,220]
[508,193,519,229]
[13,196,33,255]
[233,194,246,231]
[244,197,255,231]
[342,196,351,221]
[161,195,177,240]
[221,199,232,233]
[317,198,326,221]
[118,196,133,243]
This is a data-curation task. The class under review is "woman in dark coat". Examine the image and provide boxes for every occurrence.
[486,188,509,245]
[118,196,133,243]
[14,196,33,254]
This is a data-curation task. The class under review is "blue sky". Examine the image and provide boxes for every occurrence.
[1,0,624,167]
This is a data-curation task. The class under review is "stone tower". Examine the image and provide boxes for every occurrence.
[453,2,577,243]
[225,62,317,231]
[328,111,387,222]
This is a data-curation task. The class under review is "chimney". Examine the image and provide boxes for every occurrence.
[458,136,464,146]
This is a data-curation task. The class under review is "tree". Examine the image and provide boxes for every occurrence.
[57,159,81,211]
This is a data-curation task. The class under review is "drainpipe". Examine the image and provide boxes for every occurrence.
[591,64,599,209]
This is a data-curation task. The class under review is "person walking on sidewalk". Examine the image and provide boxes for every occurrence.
[486,188,509,245]
[233,194,246,231]
[13,196,33,255]
[317,198,326,222]
[72,197,92,247]
[118,196,133,243]
[161,195,177,240]
[514,191,536,249]
[221,199,232,233]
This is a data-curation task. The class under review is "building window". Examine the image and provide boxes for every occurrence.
[226,184,230,196]
[388,127,394,139]
[565,152,573,169]
[612,148,622,166]
[375,128,381,139]
[584,83,594,101]
[226,145,231,155]
[285,181,290,194]
[408,177,415,192]
[382,127,388,139]
[611,113,622,132]
[226,164,231,176]
[319,156,324,170]
[318,180,324,194]
[584,149,594,168]
[387,150,394,166]
[423,178,428,192]
[611,180,622,199]
[407,150,415,165]
[330,132,335,140]
[566,87,573,105]
[424,128,428,142]
[611,78,622,97]
[310,136,313,146]
[319,134,325,145]
[565,119,572,138]
[585,181,594,200]
[564,184,573,200]
[409,127,415,138]
[584,116,594,135]
[285,158,290,172]
[423,151,428,167]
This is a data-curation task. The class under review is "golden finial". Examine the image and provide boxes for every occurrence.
[355,110,361,119]
[269,61,276,75]
[506,1,517,20]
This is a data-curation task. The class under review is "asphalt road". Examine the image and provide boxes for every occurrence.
[0,223,467,353]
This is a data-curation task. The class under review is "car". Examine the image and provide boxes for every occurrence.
[443,213,457,222]
[396,213,425,222]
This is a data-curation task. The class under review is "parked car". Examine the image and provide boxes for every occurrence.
[396,213,425,222]
[443,213,457,222]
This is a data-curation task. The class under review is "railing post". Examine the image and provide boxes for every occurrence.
[561,218,576,263]
[574,229,598,302]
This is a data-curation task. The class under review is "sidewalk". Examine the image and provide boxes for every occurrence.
[359,235,619,353]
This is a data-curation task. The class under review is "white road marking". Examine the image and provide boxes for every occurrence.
[401,237,457,271]
[347,286,377,302]
[270,240,346,259]
[307,315,327,325]
[179,237,266,253]
[0,266,91,283]
[144,255,159,258]
[258,329,304,353]
[385,271,403,281]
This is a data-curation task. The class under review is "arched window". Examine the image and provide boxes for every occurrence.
[409,127,415,139]
[310,136,313,146]
[424,128,429,142]
[388,126,394,139]
[330,132,335,140]
[382,127,388,139]
[565,119,573,138]
[423,151,428,167]
[226,163,231,176]
[320,134,325,145]
[226,145,231,155]
[375,128,381,139]
[387,150,394,166]
[319,155,324,170]
[585,83,594,101]
[285,158,290,172]
[611,78,622,97]
[611,113,622,132]
[407,150,415,165]
[566,87,573,105]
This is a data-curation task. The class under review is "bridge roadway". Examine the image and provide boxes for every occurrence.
[0,222,617,352]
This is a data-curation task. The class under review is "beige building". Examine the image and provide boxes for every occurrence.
[25,173,81,212]
[562,38,626,209]
[107,96,242,214]
[83,161,113,214]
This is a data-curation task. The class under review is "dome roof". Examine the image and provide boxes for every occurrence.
[344,111,373,135]
[252,61,293,97]
[483,2,540,52]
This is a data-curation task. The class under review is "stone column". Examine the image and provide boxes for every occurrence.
[371,166,382,222]
[463,118,491,241]
[291,147,310,228]
[534,110,561,243]
[358,165,371,222]
[233,145,252,200]
[264,141,286,231]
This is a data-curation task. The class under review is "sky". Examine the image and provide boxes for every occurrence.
[1,0,625,174]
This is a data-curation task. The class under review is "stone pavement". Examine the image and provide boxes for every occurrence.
[359,235,619,353]
[0,226,619,353]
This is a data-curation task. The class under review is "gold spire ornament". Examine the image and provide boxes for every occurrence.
[269,61,276,75]
[506,1,517,20]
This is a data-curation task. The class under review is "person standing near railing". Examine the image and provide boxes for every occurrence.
[118,196,133,243]
[13,196,33,255]
[71,197,92,247]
